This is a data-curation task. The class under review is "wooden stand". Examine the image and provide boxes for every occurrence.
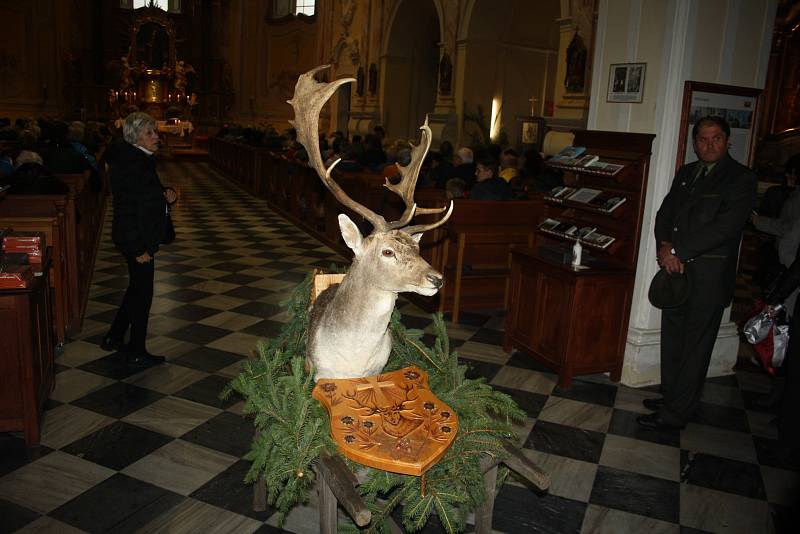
[0,252,54,445]
[252,441,549,533]
[504,130,654,388]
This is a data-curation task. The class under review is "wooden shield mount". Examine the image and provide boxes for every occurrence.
[313,366,458,476]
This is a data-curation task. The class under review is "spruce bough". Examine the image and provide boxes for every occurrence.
[225,273,525,533]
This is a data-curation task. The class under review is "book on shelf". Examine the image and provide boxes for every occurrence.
[549,146,587,164]
[539,218,560,231]
[567,187,602,203]
[587,194,627,212]
[549,186,577,199]
[574,154,600,167]
[552,222,578,235]
[585,160,626,175]
[582,232,615,249]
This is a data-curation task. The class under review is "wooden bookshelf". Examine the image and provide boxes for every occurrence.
[504,130,655,387]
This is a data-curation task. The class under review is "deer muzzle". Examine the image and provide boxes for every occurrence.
[426,273,444,289]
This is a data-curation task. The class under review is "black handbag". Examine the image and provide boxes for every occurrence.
[161,187,177,244]
[162,206,176,244]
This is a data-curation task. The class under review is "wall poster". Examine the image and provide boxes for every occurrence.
[676,81,761,170]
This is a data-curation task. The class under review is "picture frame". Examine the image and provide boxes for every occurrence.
[675,81,761,170]
[606,63,646,103]
[517,116,546,152]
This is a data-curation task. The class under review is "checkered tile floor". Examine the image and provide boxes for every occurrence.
[1,161,797,533]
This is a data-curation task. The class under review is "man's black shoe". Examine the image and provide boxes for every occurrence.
[126,352,166,366]
[642,397,665,411]
[100,335,125,352]
[636,412,685,430]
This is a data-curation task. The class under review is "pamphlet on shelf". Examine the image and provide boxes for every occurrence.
[539,218,560,231]
[549,186,577,199]
[585,160,625,175]
[602,196,627,212]
[552,222,578,235]
[582,232,615,249]
[549,146,587,164]
[567,188,602,203]
[574,154,600,167]
[575,226,597,239]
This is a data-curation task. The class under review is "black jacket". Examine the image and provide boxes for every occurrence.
[470,177,513,200]
[654,154,757,306]
[768,244,800,306]
[106,139,167,257]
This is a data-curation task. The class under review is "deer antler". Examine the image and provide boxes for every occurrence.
[288,65,389,233]
[383,116,452,231]
[288,65,453,235]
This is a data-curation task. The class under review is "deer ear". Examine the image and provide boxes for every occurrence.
[411,233,423,244]
[338,214,364,255]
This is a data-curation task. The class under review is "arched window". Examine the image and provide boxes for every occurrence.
[270,0,315,18]
[125,0,181,13]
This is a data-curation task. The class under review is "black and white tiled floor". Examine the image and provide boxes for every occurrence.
[1,161,798,533]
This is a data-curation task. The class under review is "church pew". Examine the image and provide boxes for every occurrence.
[0,215,68,345]
[55,170,108,330]
[0,195,79,333]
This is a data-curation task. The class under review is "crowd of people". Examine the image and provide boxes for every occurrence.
[215,123,564,201]
[0,117,108,194]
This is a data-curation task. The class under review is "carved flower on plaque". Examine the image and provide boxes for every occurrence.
[312,366,459,476]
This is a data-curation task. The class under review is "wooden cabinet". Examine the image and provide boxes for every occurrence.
[0,256,54,445]
[504,130,654,387]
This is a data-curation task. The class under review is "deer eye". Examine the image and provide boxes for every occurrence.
[382,249,394,257]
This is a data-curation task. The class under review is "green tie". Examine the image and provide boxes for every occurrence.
[692,164,708,186]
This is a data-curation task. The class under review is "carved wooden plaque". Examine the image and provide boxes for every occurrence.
[312,366,458,476]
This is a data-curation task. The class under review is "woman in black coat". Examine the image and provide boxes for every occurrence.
[766,244,800,460]
[102,112,176,365]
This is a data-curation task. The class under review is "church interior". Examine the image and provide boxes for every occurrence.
[1,0,800,532]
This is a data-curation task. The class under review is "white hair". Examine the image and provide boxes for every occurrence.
[122,112,156,144]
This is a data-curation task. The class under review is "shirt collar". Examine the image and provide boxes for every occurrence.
[135,144,154,156]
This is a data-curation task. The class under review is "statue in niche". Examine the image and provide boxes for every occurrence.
[564,31,587,93]
[368,63,377,95]
[356,66,365,97]
[439,52,452,95]
[174,59,195,95]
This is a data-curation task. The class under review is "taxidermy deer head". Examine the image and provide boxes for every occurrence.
[288,65,453,380]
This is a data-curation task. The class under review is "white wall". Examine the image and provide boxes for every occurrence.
[587,0,777,385]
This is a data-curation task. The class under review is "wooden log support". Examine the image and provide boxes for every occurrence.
[475,459,499,533]
[315,451,371,528]
[501,440,550,491]
[253,472,267,512]
[252,441,549,534]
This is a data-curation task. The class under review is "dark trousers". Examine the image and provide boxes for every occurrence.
[659,298,726,426]
[108,253,154,353]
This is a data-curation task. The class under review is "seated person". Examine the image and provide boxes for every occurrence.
[361,133,387,170]
[523,148,563,192]
[2,161,69,195]
[382,148,411,184]
[445,177,467,200]
[453,147,477,189]
[498,148,519,183]
[469,157,513,200]
[68,121,98,171]
[41,120,92,174]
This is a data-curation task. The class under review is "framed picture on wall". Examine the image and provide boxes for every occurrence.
[607,63,646,103]
[675,81,761,170]
[517,116,546,152]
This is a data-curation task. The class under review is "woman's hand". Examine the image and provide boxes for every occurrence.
[136,251,153,263]
[164,188,178,205]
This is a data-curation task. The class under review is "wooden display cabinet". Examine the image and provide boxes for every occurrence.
[0,253,54,445]
[504,130,655,387]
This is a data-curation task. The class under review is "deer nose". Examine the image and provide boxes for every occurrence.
[427,273,443,288]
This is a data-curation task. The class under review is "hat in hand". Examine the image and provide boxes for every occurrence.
[648,269,689,309]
